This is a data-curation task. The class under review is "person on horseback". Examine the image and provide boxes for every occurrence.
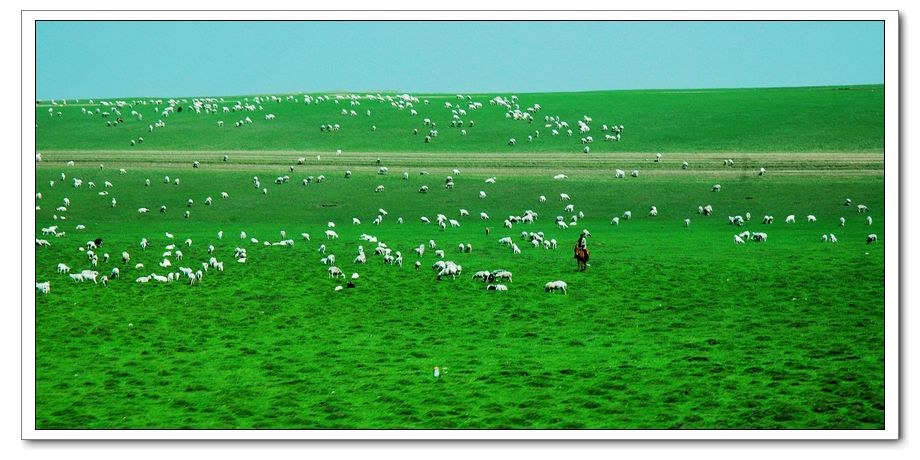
[574,229,590,271]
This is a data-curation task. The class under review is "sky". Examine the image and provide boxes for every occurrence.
[35,21,884,99]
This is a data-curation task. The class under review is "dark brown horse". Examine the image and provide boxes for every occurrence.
[574,245,590,271]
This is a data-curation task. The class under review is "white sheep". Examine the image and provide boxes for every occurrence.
[544,280,568,294]
[785,215,796,224]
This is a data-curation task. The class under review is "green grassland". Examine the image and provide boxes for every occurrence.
[36,85,884,154]
[34,157,885,429]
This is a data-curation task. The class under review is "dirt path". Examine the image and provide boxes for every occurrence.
[35,150,885,177]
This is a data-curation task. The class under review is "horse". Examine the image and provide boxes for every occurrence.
[574,245,590,272]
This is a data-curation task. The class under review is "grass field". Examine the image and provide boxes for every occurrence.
[34,150,885,429]
[36,85,884,154]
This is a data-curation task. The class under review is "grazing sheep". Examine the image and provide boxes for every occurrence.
[712,184,721,192]
[610,217,620,226]
[684,218,691,227]
[807,215,817,223]
[857,204,868,213]
[486,284,508,291]
[734,235,745,244]
[840,217,846,226]
[867,234,878,244]
[623,211,632,220]
[80,270,99,284]
[867,216,873,226]
[325,230,339,239]
[544,280,568,294]
[785,215,796,224]
[479,191,487,199]
[36,281,51,294]
[830,234,838,243]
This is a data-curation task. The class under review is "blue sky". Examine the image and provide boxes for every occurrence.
[36,21,884,99]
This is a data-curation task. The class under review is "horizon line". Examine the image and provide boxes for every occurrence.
[35,82,884,102]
